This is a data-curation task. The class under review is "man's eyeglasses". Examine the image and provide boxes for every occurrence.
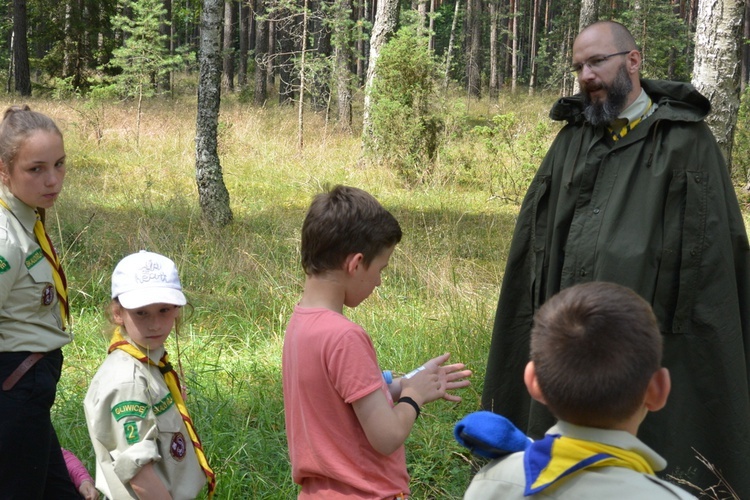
[571,50,632,76]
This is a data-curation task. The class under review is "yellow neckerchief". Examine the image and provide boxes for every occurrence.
[524,433,654,495]
[608,97,654,142]
[0,197,70,330]
[109,327,216,498]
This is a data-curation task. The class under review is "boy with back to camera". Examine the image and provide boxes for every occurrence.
[465,282,696,499]
[282,185,472,499]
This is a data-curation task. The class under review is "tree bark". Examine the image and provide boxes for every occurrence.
[362,0,399,138]
[510,0,517,93]
[333,0,353,131]
[443,0,460,89]
[692,0,744,172]
[465,0,481,97]
[238,0,249,88]
[528,0,539,95]
[488,0,499,97]
[12,0,31,96]
[254,0,268,105]
[196,0,233,227]
[222,0,235,91]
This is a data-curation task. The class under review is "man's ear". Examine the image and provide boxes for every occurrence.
[343,253,364,274]
[644,367,671,412]
[524,361,547,405]
[627,49,642,75]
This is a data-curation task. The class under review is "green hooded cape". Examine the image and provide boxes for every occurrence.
[482,79,750,496]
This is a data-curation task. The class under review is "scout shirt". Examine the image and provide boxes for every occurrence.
[464,422,697,500]
[84,339,206,500]
[0,186,69,352]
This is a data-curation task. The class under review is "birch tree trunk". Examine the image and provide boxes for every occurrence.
[196,0,233,226]
[528,0,539,95]
[362,0,399,138]
[692,0,744,171]
[254,0,268,105]
[222,0,235,90]
[574,0,598,94]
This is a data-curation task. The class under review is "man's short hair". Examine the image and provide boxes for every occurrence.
[583,20,638,52]
[301,185,402,275]
[530,282,662,427]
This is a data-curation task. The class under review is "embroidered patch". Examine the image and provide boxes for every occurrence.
[170,432,187,460]
[41,284,54,306]
[112,401,149,421]
[124,421,140,444]
[153,393,174,416]
[25,248,43,269]
[0,255,10,274]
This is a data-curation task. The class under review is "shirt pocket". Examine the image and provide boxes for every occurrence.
[154,396,193,463]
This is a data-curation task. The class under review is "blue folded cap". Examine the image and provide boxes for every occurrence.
[454,411,532,459]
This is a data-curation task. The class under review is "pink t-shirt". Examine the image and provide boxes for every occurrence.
[282,306,410,499]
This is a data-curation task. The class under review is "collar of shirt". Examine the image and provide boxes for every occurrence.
[0,184,38,234]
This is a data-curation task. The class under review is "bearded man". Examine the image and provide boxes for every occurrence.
[481,20,750,497]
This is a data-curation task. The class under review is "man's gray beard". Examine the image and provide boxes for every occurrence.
[582,64,633,127]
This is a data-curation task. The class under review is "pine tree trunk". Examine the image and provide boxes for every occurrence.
[196,0,233,227]
[12,0,31,96]
[465,0,481,97]
[691,0,744,172]
[238,0,249,88]
[443,0,460,89]
[488,1,498,97]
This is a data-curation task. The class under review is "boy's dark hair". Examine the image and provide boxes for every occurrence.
[530,282,662,427]
[301,185,402,275]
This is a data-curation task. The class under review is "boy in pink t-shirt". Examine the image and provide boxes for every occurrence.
[282,185,472,499]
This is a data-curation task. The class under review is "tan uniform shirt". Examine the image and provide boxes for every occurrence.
[0,186,70,352]
[84,341,206,500]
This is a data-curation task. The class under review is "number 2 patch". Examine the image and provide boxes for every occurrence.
[124,421,140,444]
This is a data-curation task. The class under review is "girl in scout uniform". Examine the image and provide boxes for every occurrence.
[84,251,215,499]
[0,106,80,498]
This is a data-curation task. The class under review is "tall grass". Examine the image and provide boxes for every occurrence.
[2,92,746,498]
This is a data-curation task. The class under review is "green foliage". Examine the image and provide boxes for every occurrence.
[616,3,692,82]
[470,111,550,201]
[367,22,443,183]
[99,0,183,99]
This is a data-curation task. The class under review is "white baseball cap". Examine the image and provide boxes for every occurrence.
[111,250,187,309]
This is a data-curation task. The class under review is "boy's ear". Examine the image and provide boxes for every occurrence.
[524,361,547,405]
[343,253,364,274]
[644,367,671,412]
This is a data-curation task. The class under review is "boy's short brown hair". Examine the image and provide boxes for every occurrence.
[530,282,662,427]
[301,185,402,275]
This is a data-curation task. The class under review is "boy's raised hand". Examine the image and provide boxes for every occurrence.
[401,353,472,406]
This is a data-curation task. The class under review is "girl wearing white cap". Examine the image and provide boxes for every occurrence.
[84,251,215,499]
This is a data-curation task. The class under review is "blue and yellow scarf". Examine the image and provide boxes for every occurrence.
[524,433,654,495]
